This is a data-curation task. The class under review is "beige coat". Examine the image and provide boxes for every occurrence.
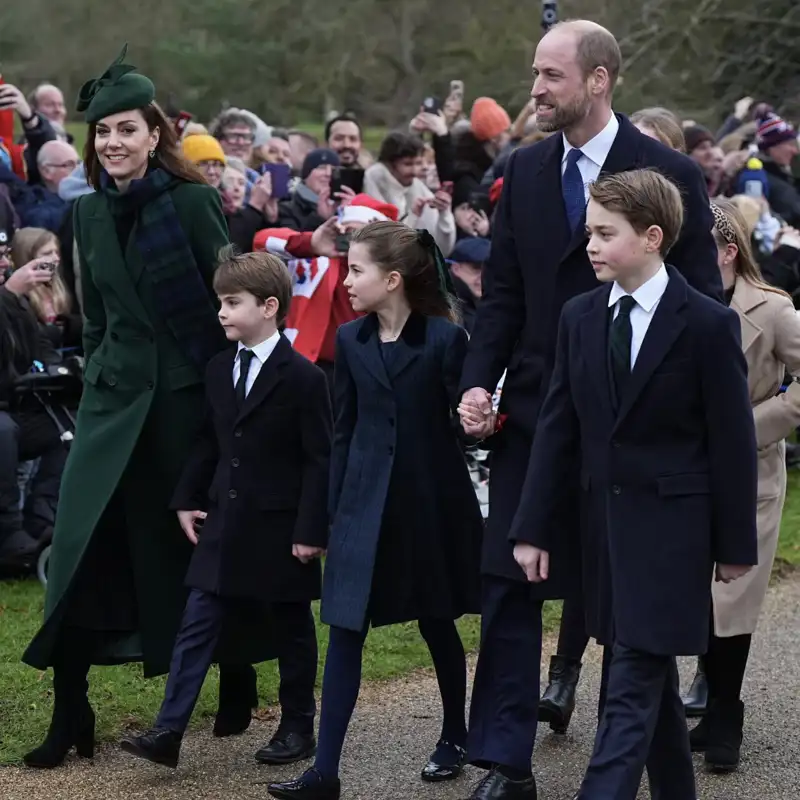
[713,278,800,636]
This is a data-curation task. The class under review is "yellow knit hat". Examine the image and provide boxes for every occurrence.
[182,134,226,165]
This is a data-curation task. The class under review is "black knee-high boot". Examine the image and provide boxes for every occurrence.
[24,658,94,768]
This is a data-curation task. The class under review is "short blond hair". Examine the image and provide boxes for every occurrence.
[588,170,684,257]
[630,108,686,152]
[213,248,293,324]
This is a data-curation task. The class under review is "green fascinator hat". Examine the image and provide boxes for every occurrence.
[77,44,156,123]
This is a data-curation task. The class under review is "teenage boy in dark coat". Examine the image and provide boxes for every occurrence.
[121,250,332,769]
[500,170,758,800]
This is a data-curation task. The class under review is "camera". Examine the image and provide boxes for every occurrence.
[422,96,443,114]
[541,0,558,31]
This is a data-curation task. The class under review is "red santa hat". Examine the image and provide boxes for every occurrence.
[339,194,399,226]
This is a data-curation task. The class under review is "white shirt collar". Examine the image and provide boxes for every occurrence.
[562,112,619,169]
[237,330,281,363]
[608,264,669,313]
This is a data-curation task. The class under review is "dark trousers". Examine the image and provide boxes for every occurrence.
[556,588,591,661]
[580,642,695,800]
[466,575,543,772]
[157,589,317,735]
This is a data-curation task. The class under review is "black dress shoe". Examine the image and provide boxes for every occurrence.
[421,740,467,782]
[682,663,708,718]
[214,664,258,737]
[120,728,182,769]
[256,731,317,765]
[464,768,538,799]
[268,768,341,799]
[539,655,582,734]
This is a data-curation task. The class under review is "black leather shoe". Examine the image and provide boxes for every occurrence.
[268,768,341,799]
[120,728,182,769]
[705,699,744,773]
[214,664,258,737]
[421,740,467,782]
[255,731,317,765]
[539,655,582,734]
[682,663,708,718]
[463,768,538,799]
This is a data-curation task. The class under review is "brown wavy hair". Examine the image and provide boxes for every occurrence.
[83,102,206,189]
[349,221,458,321]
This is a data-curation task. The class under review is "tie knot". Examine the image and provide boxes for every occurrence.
[566,148,583,167]
[239,349,254,368]
[617,295,636,316]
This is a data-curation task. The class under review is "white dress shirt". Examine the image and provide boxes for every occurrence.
[561,113,620,202]
[608,264,670,369]
[232,331,281,397]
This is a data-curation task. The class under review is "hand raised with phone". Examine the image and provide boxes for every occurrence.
[4,258,58,297]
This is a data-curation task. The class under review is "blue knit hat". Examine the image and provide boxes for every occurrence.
[449,237,491,265]
[301,148,340,180]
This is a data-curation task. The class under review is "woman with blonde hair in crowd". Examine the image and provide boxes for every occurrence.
[10,227,81,349]
[687,199,800,773]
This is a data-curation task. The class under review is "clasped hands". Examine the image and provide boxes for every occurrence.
[457,387,496,440]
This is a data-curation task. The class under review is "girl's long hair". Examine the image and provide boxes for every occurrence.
[711,198,791,299]
[83,101,206,189]
[10,227,73,322]
[349,221,459,321]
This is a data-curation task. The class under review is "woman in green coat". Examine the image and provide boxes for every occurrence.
[22,48,270,768]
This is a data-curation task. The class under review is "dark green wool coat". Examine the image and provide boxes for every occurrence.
[24,180,271,676]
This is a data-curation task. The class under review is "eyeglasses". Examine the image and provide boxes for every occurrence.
[222,132,254,144]
[44,161,78,170]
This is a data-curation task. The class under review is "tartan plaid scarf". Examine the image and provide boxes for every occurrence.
[101,168,225,371]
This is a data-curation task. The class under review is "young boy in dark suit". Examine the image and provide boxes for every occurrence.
[121,249,332,769]
[507,170,758,799]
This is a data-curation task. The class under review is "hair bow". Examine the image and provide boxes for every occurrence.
[76,44,138,113]
[416,229,456,298]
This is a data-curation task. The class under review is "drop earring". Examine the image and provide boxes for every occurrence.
[149,149,156,159]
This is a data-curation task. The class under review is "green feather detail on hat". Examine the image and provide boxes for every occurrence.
[77,44,156,123]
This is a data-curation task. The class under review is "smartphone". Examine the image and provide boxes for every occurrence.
[262,162,292,200]
[468,191,491,216]
[338,167,364,194]
[335,232,352,254]
[35,262,57,273]
[422,96,443,114]
[174,111,193,138]
[330,167,343,197]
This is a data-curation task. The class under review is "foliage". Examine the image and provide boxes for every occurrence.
[4,1,799,130]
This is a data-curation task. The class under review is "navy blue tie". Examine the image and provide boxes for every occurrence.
[562,148,585,232]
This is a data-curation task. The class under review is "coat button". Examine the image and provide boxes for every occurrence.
[110,332,119,341]
[228,489,237,499]
[107,377,117,387]
[231,458,240,467]
[234,429,242,437]
[612,485,622,495]
[147,381,154,390]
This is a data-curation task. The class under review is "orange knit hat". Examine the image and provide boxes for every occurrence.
[470,97,511,142]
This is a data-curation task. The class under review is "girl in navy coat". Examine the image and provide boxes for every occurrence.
[268,222,483,800]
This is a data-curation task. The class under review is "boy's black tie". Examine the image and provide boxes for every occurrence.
[610,295,636,397]
[235,349,255,408]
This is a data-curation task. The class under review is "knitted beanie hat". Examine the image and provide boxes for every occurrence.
[470,98,511,142]
[756,113,798,150]
[182,134,227,165]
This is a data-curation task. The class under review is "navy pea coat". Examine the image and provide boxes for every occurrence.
[510,268,759,655]
[459,114,723,596]
[321,312,483,632]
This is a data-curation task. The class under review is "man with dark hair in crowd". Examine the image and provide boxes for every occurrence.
[277,148,340,232]
[325,114,362,167]
[364,131,455,254]
[266,129,293,166]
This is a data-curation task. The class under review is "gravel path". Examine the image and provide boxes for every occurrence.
[1,575,798,800]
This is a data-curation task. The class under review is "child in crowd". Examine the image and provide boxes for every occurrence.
[268,222,483,800]
[121,249,332,769]
[492,170,758,800]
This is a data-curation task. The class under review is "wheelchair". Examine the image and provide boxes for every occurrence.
[12,356,83,587]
